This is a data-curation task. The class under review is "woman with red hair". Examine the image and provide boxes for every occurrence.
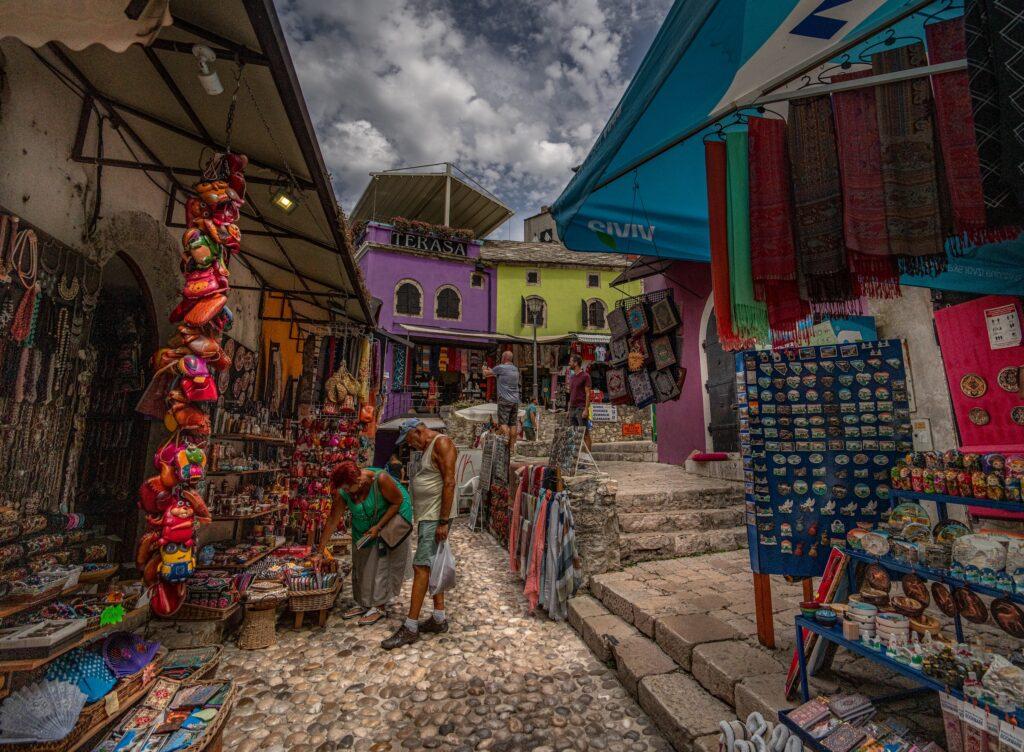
[322,460,413,625]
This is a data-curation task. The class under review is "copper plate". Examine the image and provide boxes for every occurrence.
[1012,406,1024,426]
[992,598,1024,639]
[864,563,891,593]
[902,574,930,607]
[932,583,957,617]
[953,587,989,624]
[969,407,990,426]
[960,373,987,398]
[998,367,1021,393]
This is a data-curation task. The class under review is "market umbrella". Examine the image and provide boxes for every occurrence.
[453,404,525,423]
[550,0,934,261]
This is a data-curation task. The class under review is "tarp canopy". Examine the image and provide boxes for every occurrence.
[551,0,936,262]
[4,0,372,327]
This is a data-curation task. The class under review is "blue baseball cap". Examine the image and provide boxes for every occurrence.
[396,418,424,445]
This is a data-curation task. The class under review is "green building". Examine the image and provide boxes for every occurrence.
[480,240,642,338]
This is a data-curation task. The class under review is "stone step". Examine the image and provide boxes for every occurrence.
[595,440,656,453]
[592,451,658,463]
[615,485,744,512]
[620,527,748,566]
[617,507,745,534]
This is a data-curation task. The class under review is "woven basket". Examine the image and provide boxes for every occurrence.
[78,564,118,584]
[163,645,222,685]
[0,650,165,752]
[238,607,277,650]
[287,580,341,613]
[179,680,237,752]
[164,601,239,622]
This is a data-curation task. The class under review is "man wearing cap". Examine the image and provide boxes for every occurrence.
[483,350,520,456]
[382,418,458,650]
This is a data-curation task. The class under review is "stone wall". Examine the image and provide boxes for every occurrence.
[442,402,485,448]
[563,474,620,585]
[537,405,653,443]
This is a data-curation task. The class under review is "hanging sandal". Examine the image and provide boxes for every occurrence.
[342,606,365,620]
[358,608,385,626]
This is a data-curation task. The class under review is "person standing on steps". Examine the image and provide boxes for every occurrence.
[483,350,520,457]
[567,354,592,451]
[382,418,458,650]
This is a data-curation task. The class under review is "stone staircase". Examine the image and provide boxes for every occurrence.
[605,462,747,566]
[591,440,657,463]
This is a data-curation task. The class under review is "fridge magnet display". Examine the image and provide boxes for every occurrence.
[738,339,912,578]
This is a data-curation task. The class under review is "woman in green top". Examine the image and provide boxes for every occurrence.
[324,461,413,625]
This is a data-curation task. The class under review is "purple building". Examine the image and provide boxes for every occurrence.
[357,222,500,416]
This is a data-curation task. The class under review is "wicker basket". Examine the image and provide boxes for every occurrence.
[162,645,222,684]
[76,647,167,731]
[287,580,341,613]
[78,564,118,584]
[163,601,239,622]
[177,679,237,752]
[238,607,277,650]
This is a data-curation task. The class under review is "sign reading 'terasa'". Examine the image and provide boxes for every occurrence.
[390,230,468,257]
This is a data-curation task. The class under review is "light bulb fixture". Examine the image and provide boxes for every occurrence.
[192,45,223,95]
[271,186,299,213]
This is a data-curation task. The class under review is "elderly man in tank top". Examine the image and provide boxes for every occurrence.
[382,418,458,650]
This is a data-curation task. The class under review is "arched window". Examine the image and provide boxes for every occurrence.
[584,299,606,329]
[395,280,422,316]
[435,286,462,320]
[522,296,546,327]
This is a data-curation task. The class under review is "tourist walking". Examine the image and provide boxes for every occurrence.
[382,418,458,650]
[567,354,592,450]
[323,461,413,626]
[522,397,539,441]
[484,350,520,455]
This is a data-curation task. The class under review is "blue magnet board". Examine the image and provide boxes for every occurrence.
[736,340,913,578]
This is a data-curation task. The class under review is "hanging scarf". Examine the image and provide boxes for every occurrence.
[966,0,1024,222]
[704,141,747,351]
[725,131,768,342]
[747,117,810,344]
[788,95,856,312]
[508,467,526,573]
[873,43,946,274]
[831,70,900,298]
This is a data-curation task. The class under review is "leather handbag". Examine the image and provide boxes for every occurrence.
[378,513,413,549]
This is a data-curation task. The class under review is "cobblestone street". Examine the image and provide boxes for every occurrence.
[219,522,671,752]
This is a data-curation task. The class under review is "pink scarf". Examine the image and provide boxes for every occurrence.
[508,468,526,573]
[524,491,551,611]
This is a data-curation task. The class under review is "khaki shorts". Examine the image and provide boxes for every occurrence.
[413,520,440,567]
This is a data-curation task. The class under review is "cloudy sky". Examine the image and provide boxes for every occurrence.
[277,0,672,239]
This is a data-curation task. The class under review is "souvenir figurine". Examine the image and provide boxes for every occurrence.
[972,471,988,499]
[910,467,925,493]
[945,470,960,497]
[987,473,1005,501]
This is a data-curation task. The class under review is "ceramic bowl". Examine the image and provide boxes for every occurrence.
[891,595,926,618]
[814,608,838,627]
[910,614,942,637]
[800,600,821,617]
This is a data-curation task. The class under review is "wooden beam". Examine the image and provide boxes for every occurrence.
[753,573,775,649]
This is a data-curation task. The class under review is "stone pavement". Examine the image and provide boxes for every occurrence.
[218,521,672,752]
[569,551,946,751]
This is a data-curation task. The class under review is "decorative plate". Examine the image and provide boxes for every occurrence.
[1012,406,1024,426]
[968,407,990,426]
[954,587,988,624]
[960,373,987,398]
[933,520,971,546]
[991,598,1024,639]
[998,366,1021,393]
[864,563,890,592]
[901,574,930,607]
[932,583,957,617]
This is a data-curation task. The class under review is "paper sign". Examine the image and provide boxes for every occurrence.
[960,702,988,730]
[911,418,933,451]
[1000,721,1024,752]
[621,422,642,437]
[105,690,120,716]
[589,404,618,422]
[939,692,961,715]
[985,304,1022,349]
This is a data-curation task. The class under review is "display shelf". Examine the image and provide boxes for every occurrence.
[0,580,104,621]
[210,504,287,522]
[843,547,1024,604]
[206,466,282,477]
[892,489,1024,514]
[792,616,1018,721]
[211,433,293,446]
[0,616,140,674]
[198,544,281,571]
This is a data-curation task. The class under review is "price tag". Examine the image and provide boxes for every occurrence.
[940,692,962,716]
[1000,721,1024,752]
[105,690,120,717]
[960,702,988,731]
[985,304,1022,349]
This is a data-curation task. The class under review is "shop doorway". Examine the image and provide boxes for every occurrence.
[704,309,739,452]
[76,252,157,560]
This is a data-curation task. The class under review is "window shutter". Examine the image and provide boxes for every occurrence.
[521,296,526,325]
[581,299,589,327]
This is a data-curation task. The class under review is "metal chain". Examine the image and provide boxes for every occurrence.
[243,75,300,191]
[223,61,246,157]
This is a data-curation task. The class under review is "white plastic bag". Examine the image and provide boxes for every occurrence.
[428,541,457,595]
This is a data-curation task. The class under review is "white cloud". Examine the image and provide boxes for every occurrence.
[276,0,672,229]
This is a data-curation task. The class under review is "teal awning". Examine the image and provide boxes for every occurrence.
[551,0,935,261]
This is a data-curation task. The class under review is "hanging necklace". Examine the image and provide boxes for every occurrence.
[57,252,80,302]
[0,215,17,284]
[38,246,59,297]
[80,263,100,312]
[11,228,37,290]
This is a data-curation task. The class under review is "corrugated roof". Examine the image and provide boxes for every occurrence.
[480,240,632,268]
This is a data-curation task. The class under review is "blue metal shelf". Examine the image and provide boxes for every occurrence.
[792,616,1022,723]
[892,489,1024,513]
[843,548,1024,604]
